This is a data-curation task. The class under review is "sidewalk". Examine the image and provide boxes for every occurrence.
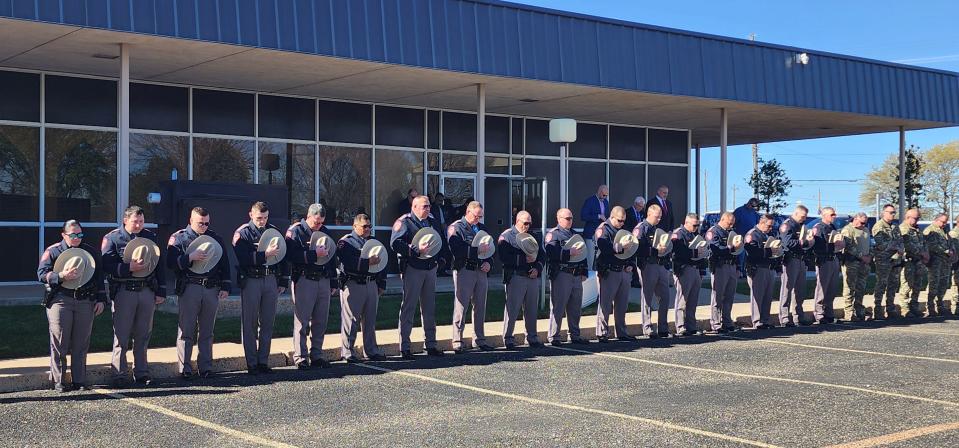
[0,294,930,393]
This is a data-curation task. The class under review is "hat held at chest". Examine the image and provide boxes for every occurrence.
[472,230,495,260]
[516,232,540,257]
[653,228,673,255]
[614,229,639,260]
[413,227,443,259]
[361,239,388,274]
[54,247,96,290]
[728,230,745,255]
[564,234,587,263]
[123,237,161,278]
[309,231,337,266]
[257,228,287,266]
[186,235,223,275]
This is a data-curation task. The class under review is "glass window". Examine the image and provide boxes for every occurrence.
[523,158,560,222]
[525,119,558,156]
[0,70,40,122]
[193,137,254,183]
[258,95,315,141]
[510,157,523,176]
[443,177,475,211]
[427,174,439,198]
[609,126,646,161]
[375,105,424,148]
[375,149,424,226]
[130,83,189,132]
[511,118,523,155]
[129,133,188,210]
[442,154,477,173]
[427,110,440,149]
[318,145,371,226]
[442,112,476,151]
[0,125,40,220]
[192,89,255,136]
[609,163,646,217]
[568,160,607,229]
[485,115,510,154]
[427,152,439,171]
[648,129,689,164]
[647,165,689,220]
[0,227,38,281]
[570,123,607,159]
[45,75,117,127]
[258,142,315,220]
[319,100,371,144]
[44,129,117,222]
[485,156,510,175]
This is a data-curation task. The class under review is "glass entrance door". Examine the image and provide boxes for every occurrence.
[441,175,475,216]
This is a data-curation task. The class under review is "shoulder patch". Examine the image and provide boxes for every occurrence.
[706,230,714,240]
[745,233,753,243]
[811,226,819,236]
[232,231,241,245]
[670,230,680,241]
[447,225,456,237]
[101,236,110,253]
[393,219,404,232]
[594,227,603,239]
[545,231,553,243]
[498,235,506,243]
[40,249,51,263]
[780,223,789,234]
[285,229,294,239]
[167,234,177,246]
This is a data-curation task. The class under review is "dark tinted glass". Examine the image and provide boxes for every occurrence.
[443,154,477,173]
[609,126,646,161]
[647,165,688,217]
[427,110,440,149]
[511,118,523,154]
[568,161,606,228]
[608,163,646,215]
[442,112,476,151]
[375,149,423,225]
[318,145,371,226]
[0,227,38,281]
[375,106,424,148]
[319,100,371,144]
[648,129,689,163]
[0,70,40,122]
[44,129,117,222]
[45,75,117,127]
[130,83,188,132]
[258,142,315,220]
[523,158,560,221]
[129,133,188,210]
[524,119,557,156]
[570,123,607,159]
[485,115,510,153]
[258,95,315,140]
[0,125,40,220]
[192,138,254,183]
[192,89,254,136]
[485,156,510,175]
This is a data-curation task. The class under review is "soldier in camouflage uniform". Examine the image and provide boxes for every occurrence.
[922,213,952,316]
[949,215,959,316]
[896,208,929,318]
[841,212,871,321]
[871,204,903,319]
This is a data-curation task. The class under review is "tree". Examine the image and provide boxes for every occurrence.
[747,158,791,213]
[859,145,924,210]
[920,141,959,214]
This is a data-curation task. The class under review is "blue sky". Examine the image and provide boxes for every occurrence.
[513,0,959,215]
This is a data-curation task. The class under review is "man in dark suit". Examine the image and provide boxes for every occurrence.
[624,196,646,288]
[652,185,674,231]
[579,184,609,270]
[396,188,418,217]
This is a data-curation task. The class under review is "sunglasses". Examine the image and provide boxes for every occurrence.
[559,216,573,221]
[197,221,210,227]
[360,224,372,229]
[64,232,84,239]
[519,221,532,226]
[692,224,700,228]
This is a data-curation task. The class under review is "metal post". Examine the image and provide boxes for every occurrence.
[695,144,701,215]
[118,43,130,220]
[476,84,486,206]
[559,143,569,208]
[875,193,880,219]
[898,126,906,217]
[541,177,548,309]
[720,108,728,212]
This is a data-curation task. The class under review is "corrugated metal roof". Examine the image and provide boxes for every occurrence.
[2,0,956,124]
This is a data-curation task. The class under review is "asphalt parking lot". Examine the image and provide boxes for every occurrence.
[2,318,959,448]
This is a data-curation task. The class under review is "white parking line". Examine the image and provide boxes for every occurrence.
[549,346,959,408]
[93,389,299,448]
[355,363,781,448]
[720,334,959,364]
[823,420,959,448]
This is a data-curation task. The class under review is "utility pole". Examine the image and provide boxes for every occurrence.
[751,143,759,195]
[817,188,822,214]
[704,170,709,213]
[732,184,738,207]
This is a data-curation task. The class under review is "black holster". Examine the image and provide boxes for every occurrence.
[175,276,187,295]
[42,284,57,308]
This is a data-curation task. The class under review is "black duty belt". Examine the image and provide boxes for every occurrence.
[344,273,378,284]
[644,257,669,265]
[607,265,625,272]
[244,266,277,278]
[186,276,221,289]
[816,254,837,264]
[460,260,481,271]
[557,265,587,276]
[714,259,736,265]
[301,269,330,281]
[58,284,97,300]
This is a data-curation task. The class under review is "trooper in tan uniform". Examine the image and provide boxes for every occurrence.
[498,211,546,349]
[338,214,387,362]
[447,201,495,353]
[670,213,707,336]
[544,208,589,345]
[871,205,904,319]
[594,206,637,341]
[744,214,779,329]
[840,212,872,321]
[634,204,671,338]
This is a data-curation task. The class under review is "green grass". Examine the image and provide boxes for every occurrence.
[4,289,614,359]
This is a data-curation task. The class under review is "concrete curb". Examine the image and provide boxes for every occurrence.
[0,298,946,394]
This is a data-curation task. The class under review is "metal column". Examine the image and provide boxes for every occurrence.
[695,143,701,215]
[898,126,906,217]
[476,84,486,206]
[118,43,130,221]
[719,108,728,212]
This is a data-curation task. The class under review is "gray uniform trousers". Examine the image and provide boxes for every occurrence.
[548,272,583,342]
[641,264,671,335]
[341,280,381,358]
[674,266,702,333]
[111,288,156,378]
[814,258,840,321]
[749,267,776,326]
[47,294,95,385]
[710,264,738,330]
[399,266,438,351]
[584,239,596,271]
[452,269,488,349]
[240,275,278,368]
[779,257,808,324]
[178,283,220,373]
[503,275,541,344]
[596,270,632,338]
[291,277,331,364]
